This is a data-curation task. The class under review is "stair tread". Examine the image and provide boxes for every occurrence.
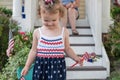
[69,34,92,37]
[68,28,91,35]
[70,36,94,44]
[67,26,90,29]
[67,66,106,71]
[70,44,95,46]
[34,26,90,28]
[71,46,95,55]
[65,54,102,57]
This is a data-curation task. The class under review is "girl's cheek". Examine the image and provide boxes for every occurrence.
[43,22,48,26]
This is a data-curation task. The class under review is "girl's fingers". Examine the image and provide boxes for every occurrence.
[79,61,83,66]
[21,69,27,76]
[21,70,25,76]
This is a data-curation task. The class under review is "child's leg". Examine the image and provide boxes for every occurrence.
[68,8,79,35]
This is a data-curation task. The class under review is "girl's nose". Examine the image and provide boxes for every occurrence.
[47,22,53,25]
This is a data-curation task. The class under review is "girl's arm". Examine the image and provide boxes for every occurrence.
[64,28,80,62]
[21,29,38,76]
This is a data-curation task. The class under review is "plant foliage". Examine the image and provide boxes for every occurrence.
[105,6,120,59]
[104,5,120,79]
[0,7,12,71]
[0,31,33,80]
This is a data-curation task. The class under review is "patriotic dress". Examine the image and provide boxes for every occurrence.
[33,27,66,80]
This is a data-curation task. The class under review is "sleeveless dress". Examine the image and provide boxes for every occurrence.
[33,27,66,80]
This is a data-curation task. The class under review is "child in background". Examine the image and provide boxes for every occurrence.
[21,0,82,80]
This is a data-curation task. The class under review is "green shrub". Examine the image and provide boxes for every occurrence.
[104,6,120,59]
[104,5,120,79]
[0,7,12,17]
[107,23,120,59]
[109,59,120,80]
[0,7,20,72]
[0,7,12,71]
[0,31,33,80]
[111,6,120,17]
[110,71,120,80]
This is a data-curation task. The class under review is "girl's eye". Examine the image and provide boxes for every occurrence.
[53,20,56,21]
[44,20,48,22]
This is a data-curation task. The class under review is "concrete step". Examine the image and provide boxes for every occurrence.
[69,36,94,44]
[66,66,107,79]
[68,28,92,35]
[71,46,95,55]
[65,56,102,66]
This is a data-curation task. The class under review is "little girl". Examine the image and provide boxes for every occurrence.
[21,0,81,80]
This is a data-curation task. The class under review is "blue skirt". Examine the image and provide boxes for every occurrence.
[33,56,66,80]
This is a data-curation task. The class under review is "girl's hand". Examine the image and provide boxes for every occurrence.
[74,56,83,66]
[21,66,29,76]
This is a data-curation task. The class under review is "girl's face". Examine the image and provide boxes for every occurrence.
[40,7,60,27]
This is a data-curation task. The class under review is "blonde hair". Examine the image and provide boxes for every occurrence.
[38,0,64,17]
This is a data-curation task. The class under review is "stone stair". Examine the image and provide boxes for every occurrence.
[65,24,107,80]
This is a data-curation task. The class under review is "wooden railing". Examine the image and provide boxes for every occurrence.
[86,0,102,55]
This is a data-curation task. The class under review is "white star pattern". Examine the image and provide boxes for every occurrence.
[54,71,56,74]
[40,71,42,74]
[64,69,66,72]
[51,65,53,68]
[35,70,38,73]
[36,61,38,64]
[54,61,56,63]
[58,60,61,63]
[42,76,44,79]
[37,75,39,78]
[48,76,50,79]
[48,66,50,69]
[45,70,48,73]
[38,66,40,69]
[33,59,66,80]
[50,61,53,64]
[58,70,60,73]
[60,65,62,68]
[62,59,64,62]
[41,62,43,64]
[60,74,62,77]
[45,61,47,64]
[51,75,53,78]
